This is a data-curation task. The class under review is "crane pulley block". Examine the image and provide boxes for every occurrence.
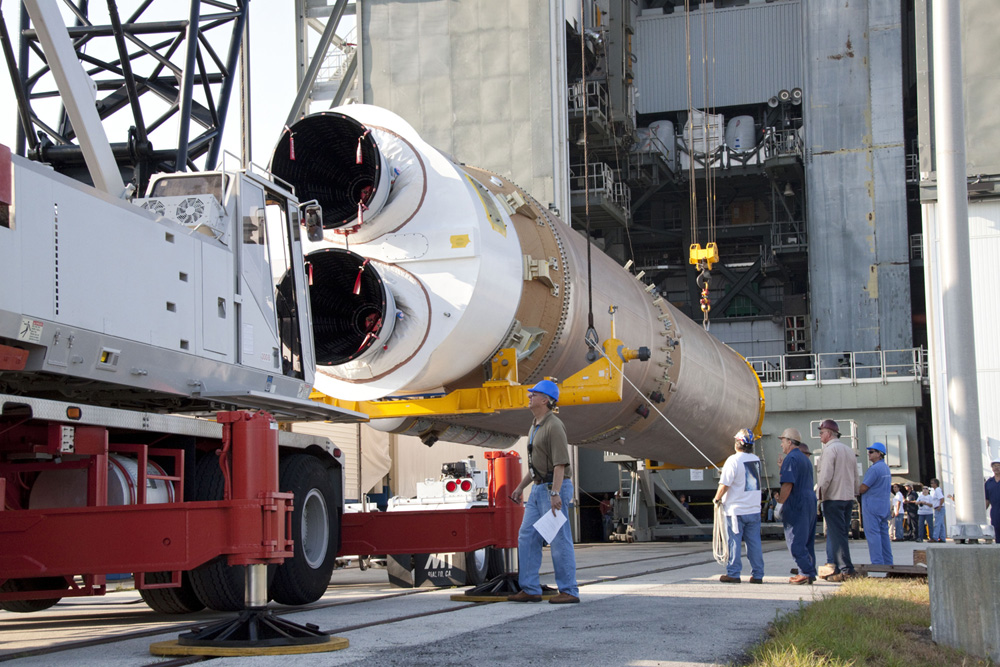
[688,242,719,270]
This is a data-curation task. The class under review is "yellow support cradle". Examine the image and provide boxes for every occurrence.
[310,337,646,420]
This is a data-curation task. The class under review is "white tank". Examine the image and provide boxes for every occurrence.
[726,116,756,152]
[648,120,675,165]
[28,454,175,508]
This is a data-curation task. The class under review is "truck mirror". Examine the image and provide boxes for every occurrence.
[303,201,323,242]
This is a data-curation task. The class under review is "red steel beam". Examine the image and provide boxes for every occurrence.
[0,498,293,580]
[339,504,522,556]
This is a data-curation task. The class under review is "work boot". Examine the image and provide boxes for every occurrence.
[548,592,580,604]
[788,574,815,585]
[748,578,764,584]
[719,575,741,583]
[507,590,542,602]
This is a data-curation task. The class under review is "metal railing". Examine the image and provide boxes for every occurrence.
[568,80,610,125]
[905,153,919,183]
[771,220,808,251]
[318,27,357,85]
[762,128,802,159]
[746,348,926,388]
[910,233,923,261]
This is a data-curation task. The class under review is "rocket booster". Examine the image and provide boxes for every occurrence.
[271,105,763,468]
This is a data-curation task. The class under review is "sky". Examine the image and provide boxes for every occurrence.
[0,2,348,172]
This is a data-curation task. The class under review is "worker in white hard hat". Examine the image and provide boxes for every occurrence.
[713,428,765,584]
[858,442,893,565]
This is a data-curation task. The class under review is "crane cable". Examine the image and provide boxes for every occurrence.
[588,342,729,564]
[579,0,597,346]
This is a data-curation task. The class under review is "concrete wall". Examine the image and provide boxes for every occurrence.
[928,546,1000,662]
[803,0,912,355]
[915,0,1000,177]
[360,0,565,213]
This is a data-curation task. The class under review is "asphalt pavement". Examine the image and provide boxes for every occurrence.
[1,538,924,667]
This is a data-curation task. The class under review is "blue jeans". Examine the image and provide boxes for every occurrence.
[917,514,933,542]
[862,509,893,565]
[783,509,817,578]
[726,512,764,579]
[517,480,578,597]
[893,514,904,539]
[822,499,856,574]
[932,508,946,540]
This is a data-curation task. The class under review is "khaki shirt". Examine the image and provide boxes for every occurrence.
[528,411,571,481]
[816,438,858,501]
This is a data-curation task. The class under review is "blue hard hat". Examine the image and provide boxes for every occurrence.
[734,428,754,446]
[868,441,887,455]
[529,379,559,402]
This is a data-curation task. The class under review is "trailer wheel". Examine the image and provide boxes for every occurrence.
[270,454,338,606]
[187,453,248,611]
[0,577,66,613]
[138,572,205,614]
[485,546,505,579]
[464,546,502,586]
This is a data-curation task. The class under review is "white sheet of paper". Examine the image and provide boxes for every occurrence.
[533,509,568,543]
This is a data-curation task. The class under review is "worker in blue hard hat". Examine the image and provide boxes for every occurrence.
[858,441,894,566]
[507,379,579,605]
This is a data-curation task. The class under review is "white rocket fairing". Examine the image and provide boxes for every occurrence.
[271,105,763,468]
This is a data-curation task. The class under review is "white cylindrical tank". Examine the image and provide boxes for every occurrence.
[648,120,675,166]
[726,116,756,152]
[271,106,764,468]
[29,454,175,508]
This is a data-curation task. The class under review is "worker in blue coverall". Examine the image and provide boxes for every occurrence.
[858,442,893,565]
[775,430,817,584]
[986,458,1000,541]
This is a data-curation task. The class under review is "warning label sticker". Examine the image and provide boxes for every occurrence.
[18,317,43,343]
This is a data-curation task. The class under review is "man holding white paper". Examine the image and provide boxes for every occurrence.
[507,380,580,604]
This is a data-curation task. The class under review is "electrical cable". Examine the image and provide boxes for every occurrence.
[712,500,730,566]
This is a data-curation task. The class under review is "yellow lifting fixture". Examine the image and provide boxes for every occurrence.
[311,321,649,420]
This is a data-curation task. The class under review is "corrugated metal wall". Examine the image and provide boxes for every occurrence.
[805,0,911,355]
[968,201,1000,453]
[291,421,362,499]
[635,1,803,114]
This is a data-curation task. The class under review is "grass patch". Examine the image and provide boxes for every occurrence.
[738,578,995,667]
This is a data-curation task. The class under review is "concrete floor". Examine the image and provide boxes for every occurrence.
[0,538,926,667]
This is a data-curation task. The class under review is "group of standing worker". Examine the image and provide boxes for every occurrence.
[504,382,999,602]
[714,419,899,585]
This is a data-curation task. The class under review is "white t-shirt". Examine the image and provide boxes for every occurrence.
[719,451,763,517]
[893,491,904,514]
[917,491,934,515]
[931,486,945,510]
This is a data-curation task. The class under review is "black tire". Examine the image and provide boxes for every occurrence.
[187,453,247,611]
[485,546,505,578]
[270,454,339,606]
[464,546,502,586]
[138,571,206,614]
[0,577,66,613]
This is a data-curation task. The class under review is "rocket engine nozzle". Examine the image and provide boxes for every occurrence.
[299,248,396,366]
[271,112,388,230]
